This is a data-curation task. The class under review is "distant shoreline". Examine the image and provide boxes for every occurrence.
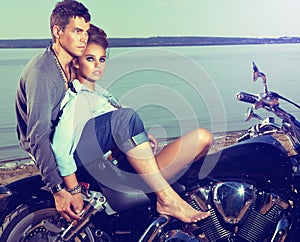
[1,36,300,48]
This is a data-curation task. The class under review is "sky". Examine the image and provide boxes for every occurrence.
[1,0,300,40]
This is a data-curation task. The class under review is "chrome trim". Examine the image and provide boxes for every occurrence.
[138,215,171,242]
[271,216,289,242]
[189,185,211,211]
[213,182,256,224]
[258,192,289,215]
[61,193,106,241]
[0,186,12,199]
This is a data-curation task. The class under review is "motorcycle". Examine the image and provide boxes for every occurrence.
[1,62,300,241]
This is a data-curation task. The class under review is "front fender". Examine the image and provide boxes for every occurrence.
[0,175,53,224]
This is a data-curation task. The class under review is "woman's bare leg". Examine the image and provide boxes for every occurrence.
[126,141,210,223]
[155,128,213,180]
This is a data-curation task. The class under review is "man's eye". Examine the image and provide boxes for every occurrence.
[87,57,94,62]
[100,57,106,63]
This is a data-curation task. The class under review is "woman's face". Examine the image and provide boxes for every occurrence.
[76,42,106,82]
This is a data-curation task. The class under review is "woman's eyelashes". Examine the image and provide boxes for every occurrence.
[86,56,106,63]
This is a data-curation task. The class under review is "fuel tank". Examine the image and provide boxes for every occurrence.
[180,135,292,188]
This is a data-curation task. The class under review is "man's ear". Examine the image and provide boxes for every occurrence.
[52,25,61,39]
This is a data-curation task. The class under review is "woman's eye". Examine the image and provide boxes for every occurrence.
[100,57,106,63]
[86,57,94,62]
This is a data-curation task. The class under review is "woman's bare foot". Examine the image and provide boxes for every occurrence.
[156,188,210,223]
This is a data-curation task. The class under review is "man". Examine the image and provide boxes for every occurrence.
[15,0,90,221]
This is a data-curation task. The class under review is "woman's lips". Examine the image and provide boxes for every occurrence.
[93,70,101,76]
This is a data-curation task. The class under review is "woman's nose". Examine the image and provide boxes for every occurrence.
[95,61,101,67]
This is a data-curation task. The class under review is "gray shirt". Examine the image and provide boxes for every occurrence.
[15,46,65,188]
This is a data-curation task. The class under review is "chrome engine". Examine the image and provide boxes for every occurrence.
[185,182,290,241]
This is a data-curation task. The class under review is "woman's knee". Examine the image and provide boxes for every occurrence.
[196,128,214,148]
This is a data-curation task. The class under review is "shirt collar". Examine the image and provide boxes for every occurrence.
[72,79,83,92]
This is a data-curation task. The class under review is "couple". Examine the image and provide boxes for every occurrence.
[15,0,213,224]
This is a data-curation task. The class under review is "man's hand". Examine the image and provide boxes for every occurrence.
[53,189,83,221]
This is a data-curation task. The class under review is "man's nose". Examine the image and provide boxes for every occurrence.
[80,32,88,44]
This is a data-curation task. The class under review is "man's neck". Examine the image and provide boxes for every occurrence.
[51,43,73,74]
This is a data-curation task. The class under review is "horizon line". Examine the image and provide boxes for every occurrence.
[1,35,300,41]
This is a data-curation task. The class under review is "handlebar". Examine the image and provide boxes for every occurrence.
[236,62,300,151]
[236,92,258,104]
[237,90,300,148]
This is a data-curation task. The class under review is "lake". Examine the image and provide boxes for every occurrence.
[1,44,300,162]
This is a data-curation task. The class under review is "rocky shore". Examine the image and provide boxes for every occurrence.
[1,130,292,186]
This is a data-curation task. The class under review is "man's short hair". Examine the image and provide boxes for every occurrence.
[50,0,91,41]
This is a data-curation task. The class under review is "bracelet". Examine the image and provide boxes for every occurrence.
[66,184,82,195]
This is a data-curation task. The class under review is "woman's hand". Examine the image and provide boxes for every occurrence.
[148,133,158,154]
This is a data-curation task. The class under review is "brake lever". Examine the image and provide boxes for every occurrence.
[253,92,279,109]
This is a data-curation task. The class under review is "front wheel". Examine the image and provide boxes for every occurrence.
[0,200,98,241]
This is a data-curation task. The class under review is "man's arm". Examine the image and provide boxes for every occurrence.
[25,69,63,188]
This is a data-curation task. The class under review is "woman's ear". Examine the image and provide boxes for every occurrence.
[72,58,80,80]
[72,57,80,69]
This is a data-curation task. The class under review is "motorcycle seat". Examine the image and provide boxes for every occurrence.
[101,184,151,213]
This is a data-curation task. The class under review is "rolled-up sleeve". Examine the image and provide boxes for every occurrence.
[51,96,77,176]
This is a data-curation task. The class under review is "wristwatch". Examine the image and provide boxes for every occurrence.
[49,184,64,194]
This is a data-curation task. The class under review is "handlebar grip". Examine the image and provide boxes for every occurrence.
[236,92,258,104]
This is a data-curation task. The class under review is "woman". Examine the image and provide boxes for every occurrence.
[52,24,213,223]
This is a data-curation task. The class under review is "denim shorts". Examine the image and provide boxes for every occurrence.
[74,108,148,167]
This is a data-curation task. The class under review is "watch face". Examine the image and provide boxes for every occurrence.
[51,184,64,193]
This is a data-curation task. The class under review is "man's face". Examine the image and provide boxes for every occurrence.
[58,17,90,57]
